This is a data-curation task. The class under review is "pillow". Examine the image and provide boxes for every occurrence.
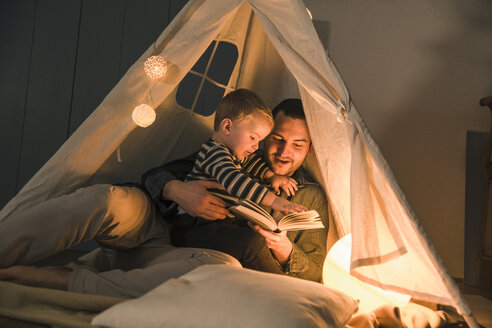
[92,264,358,328]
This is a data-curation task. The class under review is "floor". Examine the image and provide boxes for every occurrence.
[464,294,492,328]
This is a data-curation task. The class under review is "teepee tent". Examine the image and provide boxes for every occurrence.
[0,0,478,326]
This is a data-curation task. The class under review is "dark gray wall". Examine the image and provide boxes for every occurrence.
[306,0,492,278]
[0,0,188,208]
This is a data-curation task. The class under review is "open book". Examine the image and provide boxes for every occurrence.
[208,189,324,233]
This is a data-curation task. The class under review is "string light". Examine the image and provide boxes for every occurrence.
[144,55,168,79]
[132,104,156,127]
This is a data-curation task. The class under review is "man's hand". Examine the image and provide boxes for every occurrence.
[248,222,293,265]
[161,180,229,220]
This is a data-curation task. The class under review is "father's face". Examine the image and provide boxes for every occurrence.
[264,111,312,177]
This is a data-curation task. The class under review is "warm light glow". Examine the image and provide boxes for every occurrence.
[306,8,313,20]
[132,104,156,127]
[323,234,411,314]
[144,55,168,79]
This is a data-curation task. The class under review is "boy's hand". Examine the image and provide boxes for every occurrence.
[271,196,307,215]
[269,175,298,196]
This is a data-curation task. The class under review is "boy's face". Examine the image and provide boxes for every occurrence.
[225,110,273,161]
[264,111,312,177]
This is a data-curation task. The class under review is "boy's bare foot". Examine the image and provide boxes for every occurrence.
[0,265,72,290]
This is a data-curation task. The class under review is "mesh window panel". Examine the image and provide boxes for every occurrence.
[176,41,238,115]
[207,41,238,85]
[191,41,215,74]
[194,80,226,116]
[176,73,201,109]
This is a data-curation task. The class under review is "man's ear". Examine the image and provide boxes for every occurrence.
[220,118,233,135]
[308,143,313,154]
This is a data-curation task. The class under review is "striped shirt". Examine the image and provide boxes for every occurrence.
[186,139,271,204]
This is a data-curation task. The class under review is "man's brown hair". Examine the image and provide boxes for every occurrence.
[214,89,273,131]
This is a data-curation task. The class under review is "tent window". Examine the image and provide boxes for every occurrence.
[207,42,238,85]
[191,42,214,74]
[176,74,201,109]
[195,81,227,116]
[176,41,238,116]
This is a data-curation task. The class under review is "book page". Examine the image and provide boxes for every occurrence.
[277,210,324,231]
[229,205,278,231]
[208,188,324,232]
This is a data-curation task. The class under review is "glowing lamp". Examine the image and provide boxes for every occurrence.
[132,104,156,128]
[144,55,168,79]
[323,234,411,314]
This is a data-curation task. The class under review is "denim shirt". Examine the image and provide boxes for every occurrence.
[140,153,330,283]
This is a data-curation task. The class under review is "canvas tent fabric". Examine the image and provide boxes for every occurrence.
[0,0,478,326]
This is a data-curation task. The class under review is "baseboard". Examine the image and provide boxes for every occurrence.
[455,277,492,301]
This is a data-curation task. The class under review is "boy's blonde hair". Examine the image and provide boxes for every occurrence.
[214,89,273,131]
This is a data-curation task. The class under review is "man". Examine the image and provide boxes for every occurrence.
[0,98,330,296]
[149,98,330,282]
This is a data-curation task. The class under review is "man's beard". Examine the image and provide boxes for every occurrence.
[267,154,296,176]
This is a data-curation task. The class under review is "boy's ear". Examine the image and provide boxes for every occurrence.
[220,118,233,135]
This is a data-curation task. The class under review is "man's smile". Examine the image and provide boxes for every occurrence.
[273,156,291,165]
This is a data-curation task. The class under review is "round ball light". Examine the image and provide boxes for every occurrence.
[144,55,168,80]
[132,104,156,128]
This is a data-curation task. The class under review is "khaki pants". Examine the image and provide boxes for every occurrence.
[69,246,241,298]
[1,184,241,298]
[0,184,168,267]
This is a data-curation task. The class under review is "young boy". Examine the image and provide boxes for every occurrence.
[185,88,306,216]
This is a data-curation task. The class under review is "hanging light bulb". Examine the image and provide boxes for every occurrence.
[132,104,156,128]
[144,55,168,79]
